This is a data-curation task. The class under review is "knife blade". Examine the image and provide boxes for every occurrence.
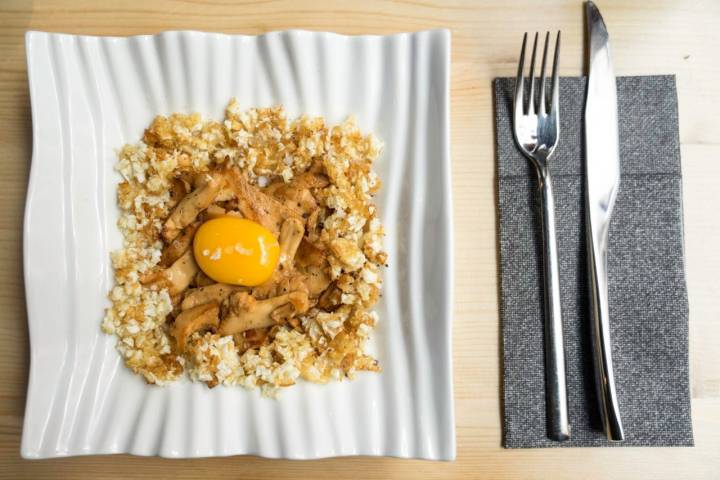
[584,0,625,442]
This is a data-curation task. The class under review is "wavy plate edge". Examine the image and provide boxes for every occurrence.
[22,28,454,460]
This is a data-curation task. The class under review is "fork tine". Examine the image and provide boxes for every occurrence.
[538,32,550,115]
[527,32,539,114]
[550,30,561,114]
[514,33,527,117]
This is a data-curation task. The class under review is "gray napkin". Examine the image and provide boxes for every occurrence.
[496,76,694,448]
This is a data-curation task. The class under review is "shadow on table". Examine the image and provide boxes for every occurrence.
[10,0,35,423]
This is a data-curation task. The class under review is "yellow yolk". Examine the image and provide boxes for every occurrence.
[193,217,280,286]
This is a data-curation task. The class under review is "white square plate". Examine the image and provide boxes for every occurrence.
[23,29,453,460]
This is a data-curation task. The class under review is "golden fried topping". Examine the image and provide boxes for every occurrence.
[104,100,385,396]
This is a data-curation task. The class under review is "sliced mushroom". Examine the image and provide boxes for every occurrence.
[203,203,227,220]
[170,292,184,310]
[267,184,319,216]
[160,222,199,267]
[227,167,301,236]
[163,249,199,295]
[288,290,310,313]
[191,171,212,189]
[303,265,331,297]
[265,172,327,216]
[295,238,326,268]
[218,198,239,211]
[268,284,311,327]
[175,170,195,191]
[317,282,343,311]
[251,218,305,299]
[306,209,320,234]
[286,171,329,190]
[265,172,328,197]
[218,290,309,335]
[253,272,301,300]
[270,303,295,324]
[167,177,189,211]
[277,217,304,270]
[163,170,224,241]
[171,302,220,352]
[214,186,235,203]
[181,283,242,311]
[270,302,306,329]
[194,270,216,287]
[141,249,199,296]
[242,327,270,351]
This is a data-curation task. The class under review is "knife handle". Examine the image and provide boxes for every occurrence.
[587,226,625,441]
[538,173,571,441]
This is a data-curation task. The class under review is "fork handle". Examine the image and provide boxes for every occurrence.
[538,173,571,441]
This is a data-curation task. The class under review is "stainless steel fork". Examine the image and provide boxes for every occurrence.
[512,31,570,441]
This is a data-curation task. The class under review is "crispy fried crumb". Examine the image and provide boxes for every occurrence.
[103,100,385,396]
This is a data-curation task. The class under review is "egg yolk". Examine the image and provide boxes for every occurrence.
[193,217,280,286]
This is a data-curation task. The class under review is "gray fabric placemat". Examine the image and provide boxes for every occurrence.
[496,76,694,448]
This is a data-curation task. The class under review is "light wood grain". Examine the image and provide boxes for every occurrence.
[1,0,719,478]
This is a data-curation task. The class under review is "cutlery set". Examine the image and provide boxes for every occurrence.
[512,1,625,442]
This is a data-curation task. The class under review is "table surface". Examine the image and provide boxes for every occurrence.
[1,0,719,478]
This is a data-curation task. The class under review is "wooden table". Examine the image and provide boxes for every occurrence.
[1,1,719,478]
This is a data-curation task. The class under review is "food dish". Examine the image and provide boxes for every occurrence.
[103,102,385,396]
[23,29,453,459]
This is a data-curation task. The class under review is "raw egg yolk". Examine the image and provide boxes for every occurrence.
[193,217,280,286]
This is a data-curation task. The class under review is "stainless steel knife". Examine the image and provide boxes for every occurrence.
[584,0,625,442]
